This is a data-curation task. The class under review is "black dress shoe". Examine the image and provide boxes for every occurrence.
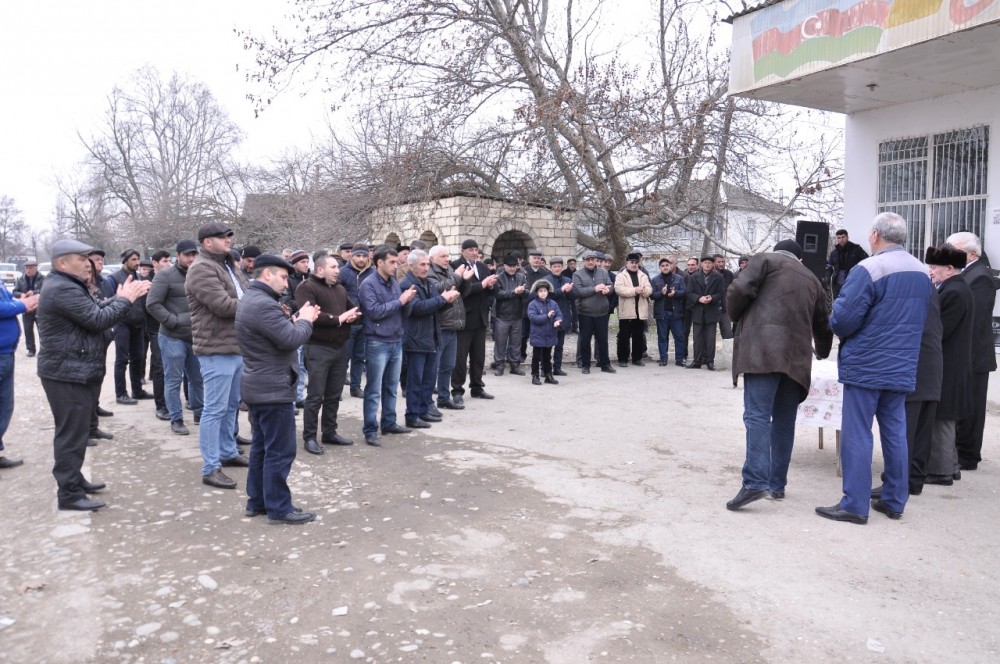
[452,394,465,406]
[405,419,431,429]
[133,391,154,400]
[267,510,316,525]
[617,361,628,368]
[870,484,883,499]
[235,435,251,446]
[952,470,962,481]
[425,405,443,418]
[96,406,114,417]
[509,365,525,376]
[632,360,645,367]
[116,395,138,405]
[815,504,868,524]
[155,408,171,421]
[552,369,568,376]
[871,498,902,520]
[422,413,443,423]
[532,375,542,385]
[382,423,412,434]
[90,429,114,440]
[582,367,590,374]
[295,400,305,409]
[324,433,354,446]
[471,390,494,399]
[726,487,769,511]
[59,497,106,511]
[438,398,464,410]
[0,456,24,469]
[350,387,364,399]
[221,453,249,467]
[686,363,702,369]
[600,365,616,374]
[959,462,978,471]
[675,361,685,366]
[81,480,106,493]
[304,439,324,455]
[924,474,954,486]
[770,490,785,500]
[706,362,716,371]
[365,434,381,446]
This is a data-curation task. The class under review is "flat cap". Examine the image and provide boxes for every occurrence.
[197,222,233,241]
[700,255,715,263]
[503,254,518,266]
[241,245,261,259]
[528,249,543,257]
[255,254,295,272]
[23,259,38,267]
[461,239,479,250]
[626,252,641,261]
[772,240,802,259]
[88,248,106,257]
[581,250,597,260]
[339,242,354,251]
[139,259,153,269]
[176,239,198,254]
[548,256,563,265]
[51,239,96,259]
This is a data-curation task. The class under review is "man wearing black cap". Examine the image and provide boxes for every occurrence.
[451,239,499,403]
[494,254,528,376]
[340,242,374,398]
[240,245,262,279]
[12,259,43,357]
[614,252,653,366]
[572,251,614,374]
[37,239,151,510]
[286,250,312,407]
[236,254,320,523]
[105,248,151,404]
[145,251,172,420]
[337,242,354,267]
[685,256,725,370]
[713,254,735,340]
[186,222,250,489]
[147,239,203,435]
[724,241,832,512]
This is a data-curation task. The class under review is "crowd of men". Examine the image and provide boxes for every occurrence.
[0,216,995,526]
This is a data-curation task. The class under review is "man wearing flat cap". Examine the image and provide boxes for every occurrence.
[337,242,354,267]
[105,248,151,404]
[572,250,614,374]
[236,254,320,523]
[450,239,499,403]
[240,245,262,279]
[37,239,151,510]
[340,242,374,398]
[11,259,43,357]
[494,254,528,376]
[922,244,974,487]
[186,221,250,490]
[685,256,725,370]
[614,252,653,367]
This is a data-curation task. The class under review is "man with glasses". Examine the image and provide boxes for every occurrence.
[186,222,250,489]
[37,240,150,510]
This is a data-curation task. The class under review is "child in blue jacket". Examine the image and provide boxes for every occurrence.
[527,280,563,385]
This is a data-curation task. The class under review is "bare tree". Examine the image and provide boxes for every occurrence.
[80,67,246,251]
[241,0,840,264]
[0,196,26,262]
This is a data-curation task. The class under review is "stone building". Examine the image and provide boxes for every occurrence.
[369,192,578,260]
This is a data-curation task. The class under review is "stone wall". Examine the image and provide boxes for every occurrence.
[369,195,578,259]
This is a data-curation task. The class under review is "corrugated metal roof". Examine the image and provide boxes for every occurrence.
[722,0,785,24]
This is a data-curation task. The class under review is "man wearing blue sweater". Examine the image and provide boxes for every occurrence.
[0,281,38,470]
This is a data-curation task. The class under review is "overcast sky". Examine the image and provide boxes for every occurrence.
[0,0,331,232]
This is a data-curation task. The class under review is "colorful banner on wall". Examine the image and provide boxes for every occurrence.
[730,0,1000,93]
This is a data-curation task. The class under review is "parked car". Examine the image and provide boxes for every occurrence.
[37,262,52,276]
[0,263,20,289]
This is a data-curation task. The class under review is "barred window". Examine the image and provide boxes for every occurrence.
[877,126,988,257]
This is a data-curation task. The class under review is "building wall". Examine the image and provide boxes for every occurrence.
[369,195,578,259]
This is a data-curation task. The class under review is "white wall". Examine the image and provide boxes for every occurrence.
[844,84,1000,268]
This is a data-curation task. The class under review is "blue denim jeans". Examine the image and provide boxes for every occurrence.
[197,354,242,475]
[363,339,401,436]
[840,385,909,516]
[741,373,802,492]
[405,350,438,421]
[295,345,307,402]
[436,329,458,402]
[0,353,13,450]
[655,314,687,363]
[160,333,203,424]
[346,325,366,391]
[245,402,297,518]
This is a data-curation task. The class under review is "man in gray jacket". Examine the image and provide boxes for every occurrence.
[147,239,202,436]
[236,254,319,524]
[428,245,471,410]
[572,251,614,374]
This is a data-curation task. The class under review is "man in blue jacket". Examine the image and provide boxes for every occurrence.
[1,275,39,471]
[649,257,687,366]
[340,243,374,398]
[819,212,933,524]
[358,246,416,446]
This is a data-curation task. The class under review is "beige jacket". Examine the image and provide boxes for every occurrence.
[614,269,652,320]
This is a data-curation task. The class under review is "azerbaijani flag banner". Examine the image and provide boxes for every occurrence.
[729,0,1000,93]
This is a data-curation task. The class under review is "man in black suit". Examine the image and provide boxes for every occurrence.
[450,239,498,406]
[685,256,725,370]
[947,232,998,471]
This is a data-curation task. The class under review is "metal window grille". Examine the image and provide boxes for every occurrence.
[877,126,988,257]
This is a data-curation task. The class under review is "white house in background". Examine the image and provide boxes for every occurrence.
[725,0,999,311]
[635,179,796,265]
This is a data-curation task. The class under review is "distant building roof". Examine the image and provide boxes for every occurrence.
[722,0,784,24]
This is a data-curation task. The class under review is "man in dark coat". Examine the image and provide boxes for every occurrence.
[724,240,833,511]
[685,256,725,370]
[572,251,614,374]
[451,239,498,403]
[649,257,687,366]
[713,254,735,339]
[37,240,150,510]
[827,229,869,297]
[923,244,975,486]
[294,254,361,455]
[11,260,43,357]
[947,231,999,471]
[493,254,527,376]
[105,248,151,404]
[236,254,319,524]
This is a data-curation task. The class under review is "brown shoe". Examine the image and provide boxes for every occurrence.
[202,469,236,489]
[221,453,249,468]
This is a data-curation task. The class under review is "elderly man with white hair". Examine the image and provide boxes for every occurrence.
[946,231,999,472]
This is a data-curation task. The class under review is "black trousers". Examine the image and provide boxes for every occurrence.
[578,314,610,369]
[22,312,37,353]
[692,320,717,365]
[905,399,936,485]
[617,319,645,363]
[42,378,101,504]
[148,328,165,410]
[302,343,349,442]
[531,346,553,376]
[956,372,990,467]
[520,317,531,361]
[113,323,145,398]
[453,326,487,396]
